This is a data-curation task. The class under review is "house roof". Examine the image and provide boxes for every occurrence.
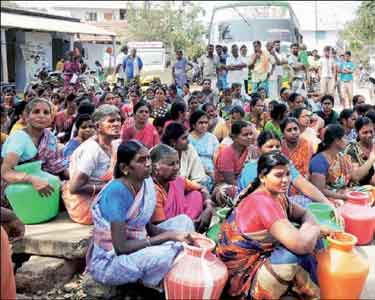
[1,7,116,36]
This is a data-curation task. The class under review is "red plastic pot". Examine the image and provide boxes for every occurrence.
[164,234,228,300]
[341,203,375,245]
[346,191,370,206]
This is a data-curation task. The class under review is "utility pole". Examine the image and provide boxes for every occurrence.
[315,1,318,46]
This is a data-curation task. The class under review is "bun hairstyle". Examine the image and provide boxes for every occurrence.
[316,124,345,154]
[114,140,145,178]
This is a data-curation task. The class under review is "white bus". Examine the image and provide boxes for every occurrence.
[208,1,302,54]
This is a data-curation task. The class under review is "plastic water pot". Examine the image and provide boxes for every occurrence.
[5,161,61,224]
[307,203,340,230]
[164,234,228,300]
[346,191,370,206]
[317,232,369,299]
[206,207,231,243]
[340,203,375,245]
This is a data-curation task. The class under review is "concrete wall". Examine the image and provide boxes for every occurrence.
[58,8,120,22]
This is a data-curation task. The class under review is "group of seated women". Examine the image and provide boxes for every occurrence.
[1,80,374,299]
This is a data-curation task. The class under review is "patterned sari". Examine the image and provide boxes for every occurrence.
[325,153,352,191]
[282,137,314,196]
[217,192,320,300]
[86,177,195,287]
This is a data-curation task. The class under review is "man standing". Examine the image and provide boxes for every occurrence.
[172,50,192,94]
[115,46,128,87]
[103,47,116,79]
[249,40,270,95]
[239,45,249,95]
[288,43,306,97]
[123,48,143,84]
[273,40,288,91]
[226,44,247,95]
[340,51,356,108]
[266,41,281,100]
[199,44,219,90]
[319,46,336,96]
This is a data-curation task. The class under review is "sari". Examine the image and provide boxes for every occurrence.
[86,177,195,287]
[1,227,16,300]
[152,176,203,223]
[188,132,219,175]
[217,191,319,300]
[62,138,115,225]
[282,137,314,196]
[309,152,352,192]
[214,144,252,206]
[63,60,80,91]
[345,141,374,186]
[121,122,160,149]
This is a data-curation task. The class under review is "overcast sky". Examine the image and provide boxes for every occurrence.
[15,1,361,31]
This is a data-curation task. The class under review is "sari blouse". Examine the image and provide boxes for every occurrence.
[120,122,160,149]
[235,191,288,233]
[188,132,219,173]
[1,129,67,175]
[214,144,249,184]
[309,152,352,190]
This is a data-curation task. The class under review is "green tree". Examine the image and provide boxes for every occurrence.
[125,2,206,59]
[340,1,375,66]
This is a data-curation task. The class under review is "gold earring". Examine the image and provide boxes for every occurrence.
[124,170,128,176]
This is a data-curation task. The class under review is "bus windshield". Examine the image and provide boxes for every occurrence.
[210,4,297,44]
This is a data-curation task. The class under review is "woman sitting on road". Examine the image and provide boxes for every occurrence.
[161,122,208,187]
[217,151,330,300]
[120,101,160,149]
[317,95,339,127]
[264,102,288,139]
[309,124,373,203]
[150,85,170,119]
[339,108,358,143]
[188,110,219,182]
[63,114,95,161]
[150,144,213,232]
[344,116,375,186]
[62,105,121,224]
[213,120,257,207]
[239,130,334,209]
[86,140,195,289]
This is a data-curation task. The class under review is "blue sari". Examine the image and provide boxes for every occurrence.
[86,177,194,287]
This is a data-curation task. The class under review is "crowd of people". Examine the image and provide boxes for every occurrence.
[1,40,375,300]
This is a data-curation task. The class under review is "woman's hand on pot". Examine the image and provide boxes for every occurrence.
[30,176,54,197]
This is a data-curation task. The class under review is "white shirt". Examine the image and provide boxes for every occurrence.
[274,51,286,78]
[240,54,249,81]
[116,52,127,79]
[320,57,335,78]
[103,52,116,69]
[226,55,247,85]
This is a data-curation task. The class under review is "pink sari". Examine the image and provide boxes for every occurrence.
[153,176,203,223]
[121,123,160,149]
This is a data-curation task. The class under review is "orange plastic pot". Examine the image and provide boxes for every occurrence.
[317,232,369,299]
[164,234,228,300]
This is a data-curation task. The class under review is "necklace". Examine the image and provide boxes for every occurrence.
[122,178,137,196]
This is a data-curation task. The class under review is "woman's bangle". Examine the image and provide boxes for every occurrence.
[92,184,97,198]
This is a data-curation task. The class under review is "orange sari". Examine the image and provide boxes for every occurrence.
[281,137,314,195]
[1,227,16,300]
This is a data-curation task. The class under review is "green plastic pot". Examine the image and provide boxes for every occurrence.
[5,161,61,224]
[307,203,340,231]
[206,207,232,243]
